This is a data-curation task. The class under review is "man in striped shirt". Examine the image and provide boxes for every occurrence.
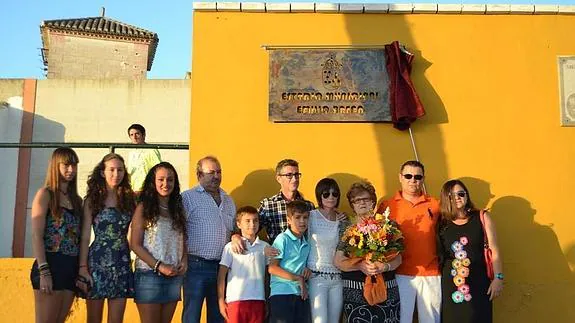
[182,156,236,323]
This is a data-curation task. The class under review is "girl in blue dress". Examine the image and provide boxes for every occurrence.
[78,153,136,323]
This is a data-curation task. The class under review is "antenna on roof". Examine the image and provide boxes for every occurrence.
[100,7,105,17]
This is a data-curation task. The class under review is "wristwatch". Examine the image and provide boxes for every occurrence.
[495,273,504,280]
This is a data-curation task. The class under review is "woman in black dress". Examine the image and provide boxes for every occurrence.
[437,180,504,323]
[334,181,402,323]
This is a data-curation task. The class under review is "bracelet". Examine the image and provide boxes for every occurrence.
[38,263,50,271]
[153,260,162,274]
[79,264,88,268]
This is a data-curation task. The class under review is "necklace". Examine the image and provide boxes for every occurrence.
[159,204,169,211]
[59,189,68,195]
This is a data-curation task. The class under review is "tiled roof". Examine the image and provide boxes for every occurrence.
[41,17,159,70]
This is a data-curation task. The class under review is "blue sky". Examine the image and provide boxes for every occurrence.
[1,0,573,79]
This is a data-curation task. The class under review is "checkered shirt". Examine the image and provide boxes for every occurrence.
[258,191,314,242]
[182,184,236,260]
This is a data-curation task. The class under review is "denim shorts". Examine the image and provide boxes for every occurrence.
[134,270,184,304]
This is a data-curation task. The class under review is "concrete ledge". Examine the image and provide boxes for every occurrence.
[193,2,217,11]
[241,2,266,12]
[389,3,414,13]
[437,4,462,14]
[559,5,575,14]
[216,2,242,11]
[461,4,486,14]
[290,2,315,12]
[340,3,364,13]
[364,4,389,13]
[534,4,559,14]
[266,3,290,12]
[510,4,535,14]
[315,3,339,12]
[192,2,575,15]
[486,4,510,14]
[413,3,438,13]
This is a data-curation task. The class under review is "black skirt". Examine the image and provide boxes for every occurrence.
[30,252,78,292]
[342,270,401,323]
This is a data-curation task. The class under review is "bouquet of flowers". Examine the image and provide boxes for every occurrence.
[341,207,404,263]
[340,206,404,305]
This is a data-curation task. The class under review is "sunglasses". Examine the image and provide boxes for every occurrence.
[402,174,424,181]
[451,191,467,198]
[321,191,340,199]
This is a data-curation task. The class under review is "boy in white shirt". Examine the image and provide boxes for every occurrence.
[218,206,272,323]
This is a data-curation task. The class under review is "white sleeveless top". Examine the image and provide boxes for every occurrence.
[135,215,184,270]
[307,209,341,274]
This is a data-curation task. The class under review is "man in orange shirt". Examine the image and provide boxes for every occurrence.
[377,160,441,323]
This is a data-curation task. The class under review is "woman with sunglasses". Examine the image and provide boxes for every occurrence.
[437,180,503,323]
[307,178,345,323]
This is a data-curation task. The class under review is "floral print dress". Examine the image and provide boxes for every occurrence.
[87,207,134,299]
[438,211,492,323]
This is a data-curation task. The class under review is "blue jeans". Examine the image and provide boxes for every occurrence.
[182,255,223,323]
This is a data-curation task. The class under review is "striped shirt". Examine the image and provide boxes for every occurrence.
[182,184,236,260]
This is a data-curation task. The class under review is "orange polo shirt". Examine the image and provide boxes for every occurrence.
[377,191,440,276]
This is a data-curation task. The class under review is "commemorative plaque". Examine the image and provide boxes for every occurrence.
[269,49,390,122]
[559,56,575,126]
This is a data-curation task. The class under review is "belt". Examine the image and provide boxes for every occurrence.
[188,254,220,263]
[311,270,342,280]
[343,278,398,290]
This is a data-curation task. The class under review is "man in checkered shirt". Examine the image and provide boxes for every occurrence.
[258,159,314,242]
[230,159,314,253]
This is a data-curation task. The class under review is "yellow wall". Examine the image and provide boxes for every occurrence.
[0,259,183,322]
[191,11,575,322]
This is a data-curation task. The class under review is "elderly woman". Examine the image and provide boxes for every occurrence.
[437,179,503,323]
[334,181,402,323]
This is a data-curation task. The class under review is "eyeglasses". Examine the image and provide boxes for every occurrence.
[321,191,340,199]
[451,191,467,198]
[351,197,372,205]
[201,170,222,176]
[402,174,424,181]
[278,172,302,180]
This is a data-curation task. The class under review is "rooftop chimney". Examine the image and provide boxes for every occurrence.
[100,7,105,17]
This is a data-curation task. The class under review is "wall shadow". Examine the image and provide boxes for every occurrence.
[490,195,575,322]
[567,243,575,273]
[229,169,278,209]
[0,92,66,257]
[343,14,448,199]
[458,176,495,210]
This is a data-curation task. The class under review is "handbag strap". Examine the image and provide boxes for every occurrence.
[479,209,489,249]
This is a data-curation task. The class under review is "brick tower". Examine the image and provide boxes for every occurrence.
[40,8,159,79]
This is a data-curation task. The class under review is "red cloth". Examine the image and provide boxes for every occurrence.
[385,41,426,130]
[226,300,265,323]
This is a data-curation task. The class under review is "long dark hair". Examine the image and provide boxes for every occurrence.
[45,147,82,219]
[439,179,476,222]
[85,153,135,217]
[140,162,186,236]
